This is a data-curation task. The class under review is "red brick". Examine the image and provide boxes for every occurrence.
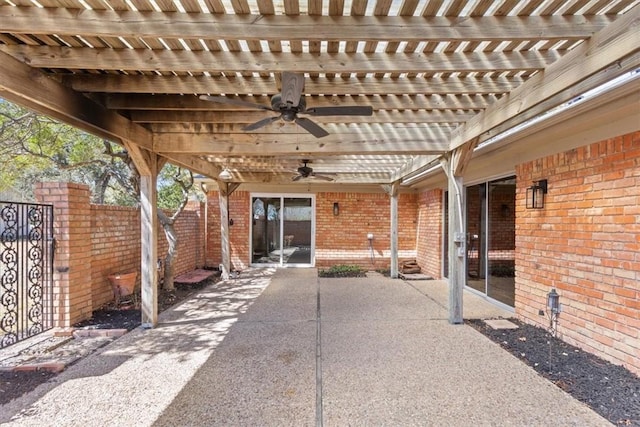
[517,130,640,375]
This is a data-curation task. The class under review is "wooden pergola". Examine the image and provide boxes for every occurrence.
[1,0,638,326]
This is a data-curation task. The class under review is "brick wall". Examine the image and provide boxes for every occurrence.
[229,191,250,270]
[205,190,418,269]
[416,189,443,278]
[90,203,205,309]
[37,182,205,323]
[158,202,205,279]
[206,190,251,271]
[91,205,140,308]
[516,131,640,375]
[35,182,93,327]
[314,192,417,268]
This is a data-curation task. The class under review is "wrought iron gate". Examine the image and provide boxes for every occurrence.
[0,202,54,348]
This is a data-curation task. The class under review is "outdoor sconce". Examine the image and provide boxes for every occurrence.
[526,179,548,209]
[333,202,339,216]
[547,288,562,337]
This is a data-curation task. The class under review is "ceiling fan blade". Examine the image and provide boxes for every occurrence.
[199,95,273,111]
[292,175,303,182]
[305,105,373,116]
[243,116,280,131]
[295,117,329,138]
[280,72,305,107]
[311,173,335,181]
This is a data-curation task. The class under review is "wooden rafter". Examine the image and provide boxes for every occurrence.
[106,94,496,112]
[0,8,614,42]
[448,5,640,152]
[133,110,474,125]
[0,0,635,187]
[0,49,151,149]
[0,46,562,74]
[64,74,525,96]
[153,130,451,156]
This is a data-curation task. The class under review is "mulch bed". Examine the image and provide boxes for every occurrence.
[468,318,640,426]
[73,281,211,331]
[0,277,217,406]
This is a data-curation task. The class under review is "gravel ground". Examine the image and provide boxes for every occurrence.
[3,279,638,425]
[468,318,640,426]
[0,279,215,405]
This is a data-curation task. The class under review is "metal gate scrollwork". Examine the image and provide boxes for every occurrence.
[0,202,54,348]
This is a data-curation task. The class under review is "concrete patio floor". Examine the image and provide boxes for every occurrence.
[0,268,609,426]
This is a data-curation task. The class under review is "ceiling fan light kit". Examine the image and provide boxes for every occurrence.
[200,72,372,138]
[292,160,335,182]
[218,168,233,182]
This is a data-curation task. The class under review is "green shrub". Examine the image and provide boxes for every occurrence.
[318,264,366,278]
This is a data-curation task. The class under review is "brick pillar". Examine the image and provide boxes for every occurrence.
[35,182,92,327]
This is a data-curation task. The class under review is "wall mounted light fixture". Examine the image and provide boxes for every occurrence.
[526,179,547,209]
[333,202,339,216]
[547,288,562,336]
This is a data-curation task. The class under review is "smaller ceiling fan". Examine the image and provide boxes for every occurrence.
[292,160,335,182]
[199,72,373,138]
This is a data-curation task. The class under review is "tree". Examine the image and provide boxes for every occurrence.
[0,99,136,205]
[0,99,199,291]
[156,165,194,291]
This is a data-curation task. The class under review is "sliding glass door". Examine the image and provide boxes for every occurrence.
[251,194,314,267]
[486,178,516,306]
[464,177,516,307]
[251,197,281,264]
[282,198,312,265]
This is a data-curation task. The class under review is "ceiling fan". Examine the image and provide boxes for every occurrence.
[199,72,373,138]
[292,160,335,182]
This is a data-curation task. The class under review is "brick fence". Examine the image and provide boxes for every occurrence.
[35,182,205,327]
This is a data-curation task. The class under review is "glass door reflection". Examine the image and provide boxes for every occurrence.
[251,195,314,266]
[251,197,281,264]
[282,198,312,265]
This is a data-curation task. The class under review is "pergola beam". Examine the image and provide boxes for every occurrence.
[0,46,561,74]
[159,153,222,179]
[0,50,152,150]
[449,6,640,152]
[154,132,450,156]
[107,93,496,112]
[0,8,612,42]
[152,123,455,136]
[138,111,471,126]
[67,74,523,96]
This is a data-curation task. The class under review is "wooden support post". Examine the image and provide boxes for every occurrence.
[218,189,230,280]
[218,182,240,280]
[124,142,159,328]
[140,170,158,327]
[384,182,401,279]
[440,139,479,324]
[446,168,465,324]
